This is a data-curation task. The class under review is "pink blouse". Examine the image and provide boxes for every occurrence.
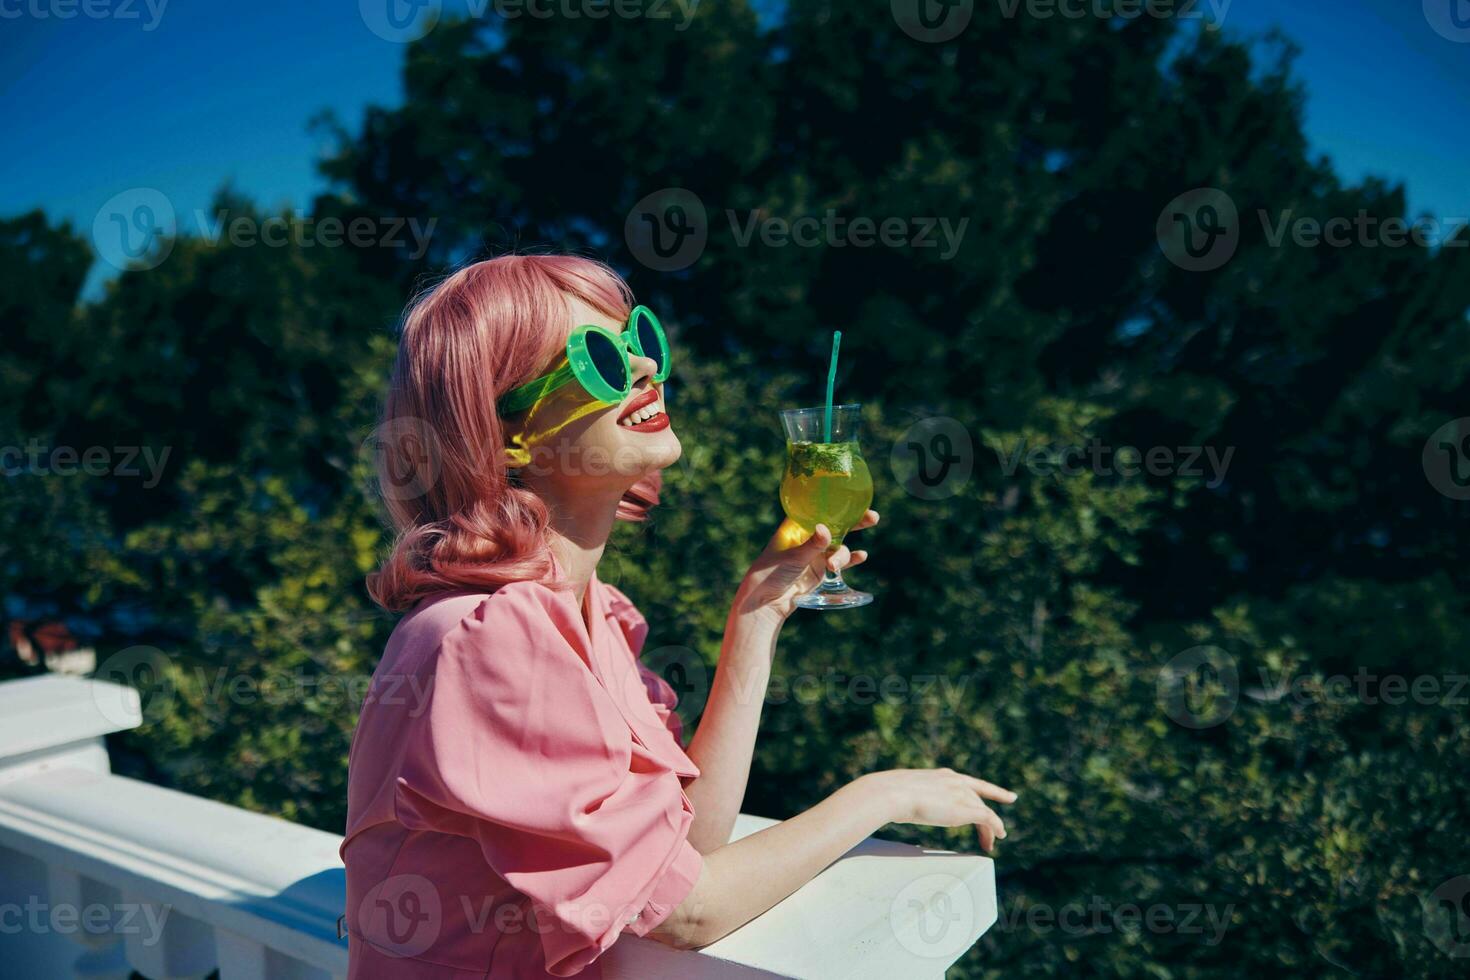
[341,573,703,978]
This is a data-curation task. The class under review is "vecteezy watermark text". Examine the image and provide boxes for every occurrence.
[2,441,171,488]
[474,0,698,28]
[998,896,1234,945]
[1158,645,1469,729]
[625,187,970,271]
[891,0,1228,44]
[194,211,436,259]
[359,0,698,43]
[726,210,969,261]
[994,437,1234,488]
[0,897,171,946]
[0,0,168,30]
[992,0,1230,28]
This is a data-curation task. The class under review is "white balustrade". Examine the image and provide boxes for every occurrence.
[0,675,996,979]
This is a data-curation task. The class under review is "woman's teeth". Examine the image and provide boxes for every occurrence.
[620,403,663,426]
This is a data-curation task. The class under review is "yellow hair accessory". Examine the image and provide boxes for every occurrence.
[501,357,617,469]
[504,431,534,468]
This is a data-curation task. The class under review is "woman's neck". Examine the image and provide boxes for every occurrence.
[540,488,623,615]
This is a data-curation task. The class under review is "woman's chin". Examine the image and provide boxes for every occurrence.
[635,427,682,473]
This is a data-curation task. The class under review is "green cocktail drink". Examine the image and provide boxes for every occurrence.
[778,405,874,610]
[780,441,873,545]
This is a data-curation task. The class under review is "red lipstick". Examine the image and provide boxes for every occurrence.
[616,388,659,422]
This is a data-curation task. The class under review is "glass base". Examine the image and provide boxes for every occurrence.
[795,579,874,610]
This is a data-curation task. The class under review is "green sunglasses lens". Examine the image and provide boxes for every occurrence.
[630,307,669,380]
[583,329,629,398]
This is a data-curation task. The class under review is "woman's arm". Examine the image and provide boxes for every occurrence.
[681,603,782,852]
[681,511,879,853]
[651,767,1016,950]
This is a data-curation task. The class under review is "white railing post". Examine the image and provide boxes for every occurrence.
[0,674,140,785]
[1,675,143,979]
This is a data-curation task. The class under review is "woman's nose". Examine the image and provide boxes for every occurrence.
[629,352,659,388]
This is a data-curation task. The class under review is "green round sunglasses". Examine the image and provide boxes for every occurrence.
[497,305,671,415]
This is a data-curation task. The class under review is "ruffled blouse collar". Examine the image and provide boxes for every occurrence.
[544,554,698,780]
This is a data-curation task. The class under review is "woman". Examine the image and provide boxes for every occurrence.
[341,255,1016,978]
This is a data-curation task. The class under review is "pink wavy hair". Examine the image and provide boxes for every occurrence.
[367,255,660,612]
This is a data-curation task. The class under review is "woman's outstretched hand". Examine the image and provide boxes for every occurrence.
[856,768,1018,854]
[734,509,879,621]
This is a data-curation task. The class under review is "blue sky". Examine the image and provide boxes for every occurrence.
[2,0,1466,294]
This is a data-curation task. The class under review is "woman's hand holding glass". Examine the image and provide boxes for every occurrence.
[734,509,879,622]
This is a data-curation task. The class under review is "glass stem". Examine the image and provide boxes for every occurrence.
[819,568,846,593]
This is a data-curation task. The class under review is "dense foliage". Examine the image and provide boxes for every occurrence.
[4,3,1468,976]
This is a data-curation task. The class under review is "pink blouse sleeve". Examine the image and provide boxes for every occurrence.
[601,582,688,747]
[393,585,703,977]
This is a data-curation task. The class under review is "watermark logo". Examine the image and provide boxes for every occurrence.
[1423,417,1470,500]
[625,187,709,272]
[1157,188,1240,272]
[890,416,974,500]
[92,645,176,726]
[1157,645,1238,729]
[357,874,442,958]
[1161,187,1469,272]
[891,872,979,960]
[93,188,176,272]
[1424,875,1470,957]
[362,417,444,502]
[1424,0,1470,43]
[1161,653,1468,729]
[639,644,712,731]
[891,0,974,43]
[360,0,441,42]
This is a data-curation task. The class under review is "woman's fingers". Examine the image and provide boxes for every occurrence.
[972,800,1005,839]
[824,544,851,572]
[963,775,1018,803]
[848,509,880,532]
[847,549,868,569]
[807,523,833,552]
[962,774,1010,853]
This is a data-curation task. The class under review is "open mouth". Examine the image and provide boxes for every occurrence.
[616,387,669,431]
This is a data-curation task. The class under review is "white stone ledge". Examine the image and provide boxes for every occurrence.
[0,675,996,979]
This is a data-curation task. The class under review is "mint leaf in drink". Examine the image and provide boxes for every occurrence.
[787,441,855,478]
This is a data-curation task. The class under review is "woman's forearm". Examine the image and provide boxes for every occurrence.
[652,775,892,949]
[681,602,783,853]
